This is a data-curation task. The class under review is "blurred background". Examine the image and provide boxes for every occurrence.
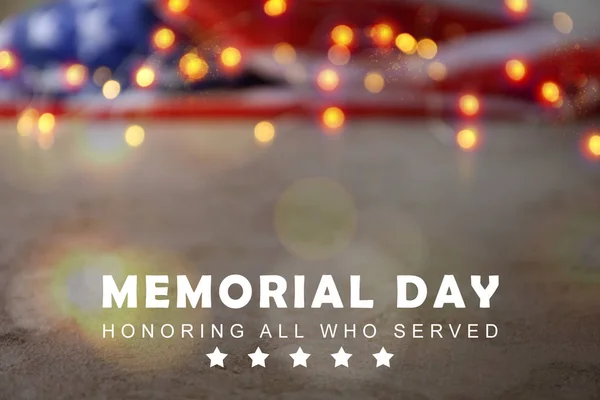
[0,1,599,399]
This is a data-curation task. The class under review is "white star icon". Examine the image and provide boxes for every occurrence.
[28,11,60,49]
[331,347,352,368]
[206,347,228,368]
[289,347,311,368]
[248,347,269,368]
[372,347,394,368]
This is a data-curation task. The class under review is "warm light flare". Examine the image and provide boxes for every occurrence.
[0,50,16,72]
[65,64,87,87]
[417,38,437,59]
[153,27,175,50]
[457,128,478,151]
[322,107,345,132]
[168,0,189,13]
[179,53,209,81]
[331,25,354,47]
[586,134,600,158]
[371,24,394,47]
[395,33,417,54]
[125,125,145,147]
[364,72,385,93]
[102,80,121,99]
[264,0,287,16]
[317,69,340,92]
[541,81,561,104]
[328,45,350,66]
[220,47,242,68]
[254,121,275,144]
[273,43,296,65]
[459,94,480,117]
[505,59,526,82]
[38,113,56,135]
[135,66,156,88]
[505,0,529,14]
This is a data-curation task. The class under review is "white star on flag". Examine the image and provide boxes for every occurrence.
[372,347,394,368]
[248,347,269,368]
[289,347,311,368]
[206,347,228,368]
[331,347,352,368]
[28,11,60,49]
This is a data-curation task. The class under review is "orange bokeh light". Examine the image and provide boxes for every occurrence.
[370,24,394,47]
[65,64,87,88]
[540,81,561,104]
[456,128,479,151]
[264,0,287,16]
[331,25,354,47]
[322,107,345,132]
[221,47,242,68]
[459,94,480,117]
[153,27,175,51]
[168,0,189,13]
[317,69,340,92]
[586,134,600,158]
[505,59,526,82]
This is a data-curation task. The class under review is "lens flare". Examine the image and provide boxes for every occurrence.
[220,47,242,68]
[179,53,209,81]
[317,69,340,92]
[331,25,353,47]
[254,121,275,144]
[17,108,39,137]
[273,43,296,65]
[459,94,480,116]
[505,0,528,14]
[65,64,87,88]
[135,66,155,88]
[553,12,573,34]
[38,113,56,134]
[541,81,561,104]
[585,134,600,159]
[456,128,479,151]
[0,50,16,73]
[153,27,175,50]
[264,0,287,16]
[428,61,447,81]
[505,59,526,82]
[322,107,345,132]
[395,33,417,54]
[125,125,145,147]
[103,80,121,99]
[417,38,437,59]
[168,0,189,13]
[364,72,385,93]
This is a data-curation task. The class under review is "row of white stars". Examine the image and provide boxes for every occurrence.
[206,346,394,368]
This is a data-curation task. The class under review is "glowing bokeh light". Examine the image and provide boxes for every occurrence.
[273,43,296,65]
[254,121,275,144]
[371,24,394,47]
[331,25,354,47]
[364,72,385,93]
[541,81,561,104]
[179,53,209,81]
[505,0,528,14]
[456,128,478,151]
[168,0,189,13]
[322,107,345,132]
[459,94,480,116]
[553,12,573,34]
[428,61,447,81]
[505,59,526,81]
[395,33,417,54]
[417,38,437,59]
[65,64,87,87]
[220,47,242,68]
[327,44,351,66]
[264,0,287,16]
[0,50,16,72]
[17,108,39,137]
[38,113,56,134]
[125,125,145,147]
[135,66,156,88]
[153,27,175,50]
[587,134,600,158]
[317,69,340,92]
[103,80,121,99]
